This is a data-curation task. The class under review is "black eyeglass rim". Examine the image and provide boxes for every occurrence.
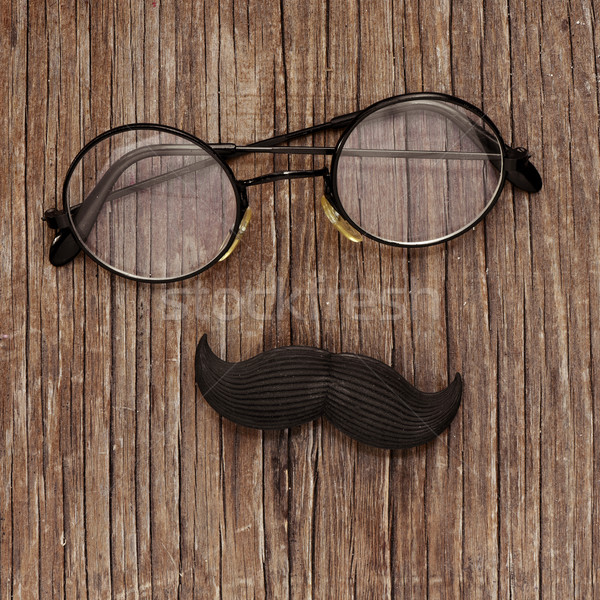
[328,91,508,248]
[62,123,248,284]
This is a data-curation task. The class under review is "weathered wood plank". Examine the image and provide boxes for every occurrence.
[28,0,66,596]
[534,1,588,598]
[589,0,600,590]
[488,0,545,596]
[2,0,600,598]
[561,3,599,598]
[57,2,90,597]
[4,2,38,599]
[450,2,500,598]
[312,1,362,597]
[82,2,116,597]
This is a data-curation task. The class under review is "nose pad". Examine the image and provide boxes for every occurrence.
[219,207,252,262]
[320,196,363,243]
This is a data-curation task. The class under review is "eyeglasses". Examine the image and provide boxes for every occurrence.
[43,92,542,283]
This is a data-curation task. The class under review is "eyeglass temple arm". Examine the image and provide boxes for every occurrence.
[225,111,362,152]
[414,102,541,193]
[456,119,542,193]
[199,100,541,198]
[213,106,541,194]
[44,145,211,266]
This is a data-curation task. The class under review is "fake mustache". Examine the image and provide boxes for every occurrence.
[195,335,462,449]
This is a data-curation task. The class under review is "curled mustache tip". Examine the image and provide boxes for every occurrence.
[195,335,462,450]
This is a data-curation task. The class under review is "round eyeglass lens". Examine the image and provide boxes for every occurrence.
[335,98,504,245]
[65,128,238,280]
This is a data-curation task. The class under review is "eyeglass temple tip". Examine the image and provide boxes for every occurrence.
[504,147,542,193]
[47,229,81,266]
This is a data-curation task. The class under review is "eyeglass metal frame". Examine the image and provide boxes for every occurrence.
[43,92,542,283]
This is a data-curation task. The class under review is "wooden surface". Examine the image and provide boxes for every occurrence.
[1,0,599,598]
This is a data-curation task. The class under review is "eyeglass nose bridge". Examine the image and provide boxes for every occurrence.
[239,168,364,244]
[239,166,330,187]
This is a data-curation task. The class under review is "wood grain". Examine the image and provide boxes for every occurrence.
[1,0,599,598]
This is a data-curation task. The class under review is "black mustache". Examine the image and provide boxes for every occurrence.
[195,335,461,449]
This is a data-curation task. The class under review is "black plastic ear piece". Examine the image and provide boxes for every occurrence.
[43,207,82,266]
[49,229,82,266]
[503,148,543,193]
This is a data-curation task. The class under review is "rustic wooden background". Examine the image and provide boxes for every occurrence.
[1,0,599,598]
